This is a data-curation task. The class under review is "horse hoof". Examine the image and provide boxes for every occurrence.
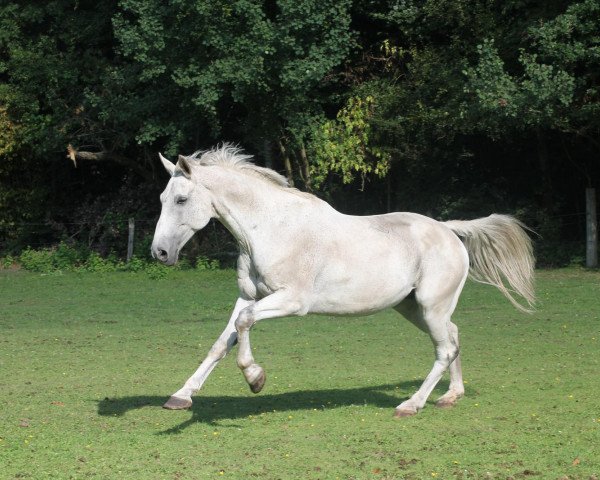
[249,369,266,394]
[435,398,456,409]
[393,407,418,418]
[436,392,463,409]
[163,396,192,410]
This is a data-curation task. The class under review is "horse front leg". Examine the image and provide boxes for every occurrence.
[163,297,254,410]
[235,290,305,394]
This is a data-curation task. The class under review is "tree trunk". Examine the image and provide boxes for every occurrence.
[277,139,294,187]
[263,139,273,169]
[298,143,312,192]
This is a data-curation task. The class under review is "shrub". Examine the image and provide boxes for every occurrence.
[54,243,87,270]
[120,255,145,273]
[145,263,169,279]
[196,255,220,270]
[19,248,55,273]
[12,244,224,276]
[80,252,118,273]
[0,255,15,269]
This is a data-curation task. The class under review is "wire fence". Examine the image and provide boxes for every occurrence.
[0,217,238,263]
[0,210,594,268]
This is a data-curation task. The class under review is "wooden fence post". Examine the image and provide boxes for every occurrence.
[127,217,135,262]
[586,188,598,268]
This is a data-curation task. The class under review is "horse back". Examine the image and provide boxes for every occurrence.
[303,211,468,314]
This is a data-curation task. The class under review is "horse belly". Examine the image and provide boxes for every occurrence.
[309,256,416,315]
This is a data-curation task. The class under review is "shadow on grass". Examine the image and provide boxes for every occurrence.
[97,380,456,433]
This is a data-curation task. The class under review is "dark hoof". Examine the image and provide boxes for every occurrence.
[163,396,192,410]
[249,370,266,394]
[393,407,418,418]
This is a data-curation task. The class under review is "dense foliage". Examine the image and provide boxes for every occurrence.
[1,0,598,265]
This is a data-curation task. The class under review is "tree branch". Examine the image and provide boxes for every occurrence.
[67,144,153,181]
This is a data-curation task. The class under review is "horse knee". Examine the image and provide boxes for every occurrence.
[436,344,459,365]
[235,308,254,332]
[449,345,460,363]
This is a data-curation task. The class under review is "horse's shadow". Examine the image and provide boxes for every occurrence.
[97,380,454,434]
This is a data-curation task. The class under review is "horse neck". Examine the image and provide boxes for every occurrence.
[203,167,299,253]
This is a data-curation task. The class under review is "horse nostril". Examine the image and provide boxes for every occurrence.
[154,247,168,262]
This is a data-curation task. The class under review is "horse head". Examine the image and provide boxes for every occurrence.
[151,153,215,265]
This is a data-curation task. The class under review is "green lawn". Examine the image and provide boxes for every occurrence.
[1,268,599,479]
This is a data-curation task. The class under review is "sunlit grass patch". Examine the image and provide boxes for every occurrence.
[1,268,599,479]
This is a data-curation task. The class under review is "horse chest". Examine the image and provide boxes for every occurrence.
[237,256,277,300]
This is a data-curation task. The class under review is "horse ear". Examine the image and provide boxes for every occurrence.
[159,153,176,176]
[176,155,192,179]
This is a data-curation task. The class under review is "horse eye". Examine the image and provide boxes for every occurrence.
[176,196,187,205]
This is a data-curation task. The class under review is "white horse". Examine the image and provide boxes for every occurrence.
[151,145,535,417]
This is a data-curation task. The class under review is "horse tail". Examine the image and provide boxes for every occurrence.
[444,214,535,313]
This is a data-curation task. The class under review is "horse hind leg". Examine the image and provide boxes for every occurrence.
[393,290,464,417]
[434,321,465,409]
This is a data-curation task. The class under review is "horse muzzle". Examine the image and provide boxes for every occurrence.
[151,243,178,266]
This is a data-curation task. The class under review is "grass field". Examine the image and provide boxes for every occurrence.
[1,268,599,479]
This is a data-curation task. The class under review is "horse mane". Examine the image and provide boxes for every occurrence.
[185,144,290,188]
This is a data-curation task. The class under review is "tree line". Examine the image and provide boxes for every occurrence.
[1,0,598,266]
